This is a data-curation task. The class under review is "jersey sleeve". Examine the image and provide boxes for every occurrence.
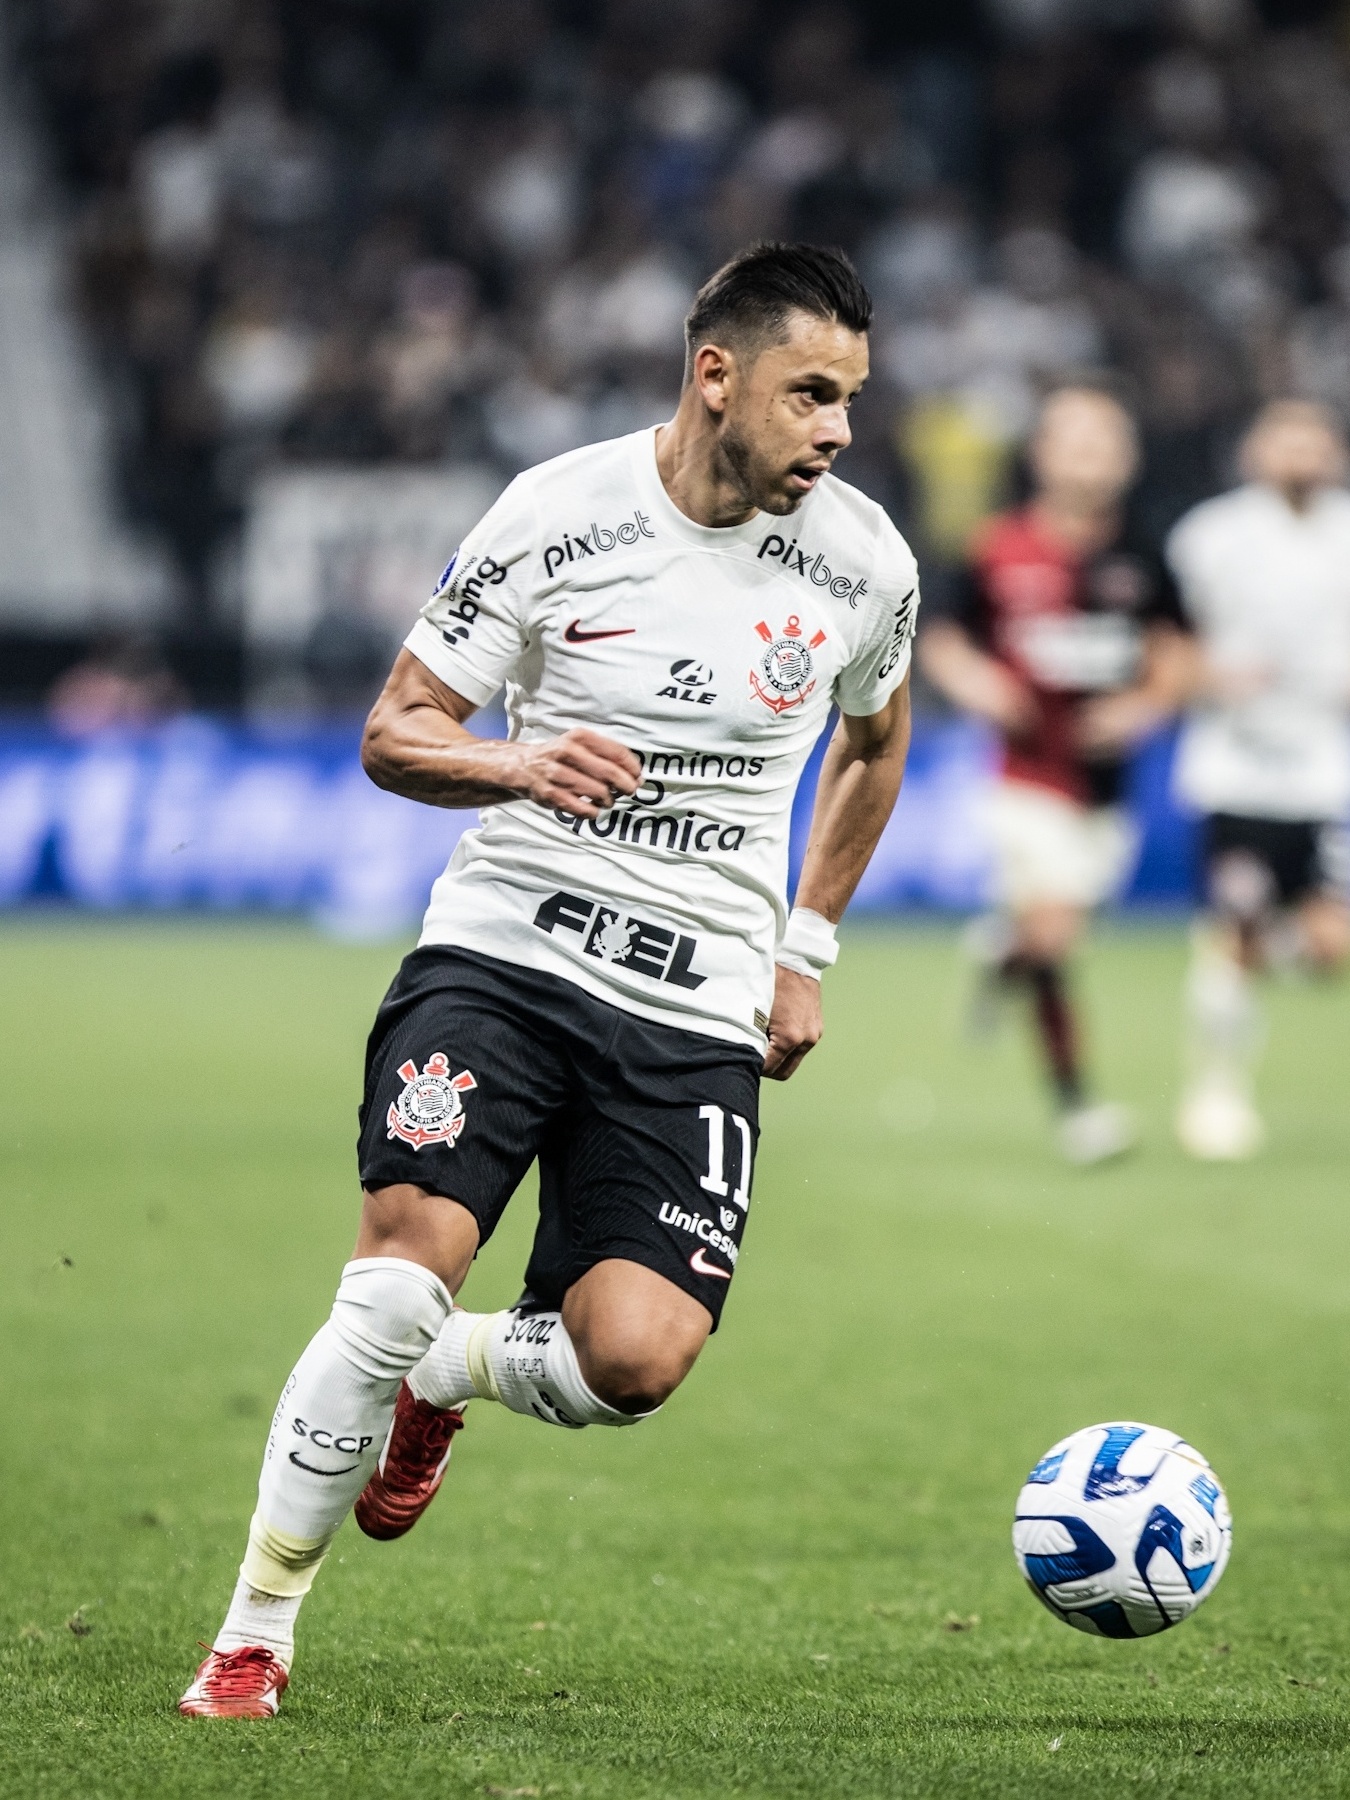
[403,475,536,707]
[833,528,921,717]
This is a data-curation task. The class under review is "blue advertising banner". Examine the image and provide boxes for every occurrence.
[0,715,1198,934]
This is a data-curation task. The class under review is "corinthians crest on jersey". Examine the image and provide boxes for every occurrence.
[387,1052,477,1150]
[750,614,828,714]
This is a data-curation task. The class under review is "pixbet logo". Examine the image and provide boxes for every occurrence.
[544,511,654,579]
[758,532,868,607]
[656,658,717,705]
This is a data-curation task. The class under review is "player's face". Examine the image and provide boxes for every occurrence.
[1243,413,1346,495]
[1029,392,1138,511]
[718,313,869,516]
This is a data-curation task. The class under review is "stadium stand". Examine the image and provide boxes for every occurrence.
[3,0,1346,707]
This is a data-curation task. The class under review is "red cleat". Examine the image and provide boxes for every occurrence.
[354,1380,465,1541]
[178,1645,289,1718]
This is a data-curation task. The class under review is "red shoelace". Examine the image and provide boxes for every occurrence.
[195,1644,284,1695]
[398,1404,465,1477]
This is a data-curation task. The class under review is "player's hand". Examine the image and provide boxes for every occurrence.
[763,965,823,1081]
[517,729,641,818]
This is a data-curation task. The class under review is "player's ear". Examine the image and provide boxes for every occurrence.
[691,341,734,416]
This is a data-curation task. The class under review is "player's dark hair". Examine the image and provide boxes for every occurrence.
[683,242,872,376]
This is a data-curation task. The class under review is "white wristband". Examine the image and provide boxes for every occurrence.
[775,907,839,981]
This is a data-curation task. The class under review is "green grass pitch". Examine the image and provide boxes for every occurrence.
[3,919,1349,1798]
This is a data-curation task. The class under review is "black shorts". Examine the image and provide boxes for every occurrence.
[1203,813,1350,915]
[357,946,760,1328]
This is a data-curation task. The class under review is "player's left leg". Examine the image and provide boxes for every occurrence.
[986,784,1137,1163]
[401,1256,709,1423]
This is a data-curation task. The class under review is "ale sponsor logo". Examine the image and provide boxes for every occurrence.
[656,658,717,705]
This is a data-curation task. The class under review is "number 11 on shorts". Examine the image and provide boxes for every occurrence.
[699,1104,752,1208]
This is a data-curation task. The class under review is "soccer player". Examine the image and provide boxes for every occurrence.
[919,385,1193,1164]
[1168,399,1350,1161]
[179,243,920,1717]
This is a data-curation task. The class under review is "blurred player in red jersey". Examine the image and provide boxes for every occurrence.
[921,385,1194,1163]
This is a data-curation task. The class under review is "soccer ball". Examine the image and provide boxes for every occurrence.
[1012,1422,1232,1638]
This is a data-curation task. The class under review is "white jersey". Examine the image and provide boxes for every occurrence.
[404,426,919,1049]
[1167,482,1350,821]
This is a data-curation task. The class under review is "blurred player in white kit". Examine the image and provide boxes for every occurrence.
[1168,400,1350,1160]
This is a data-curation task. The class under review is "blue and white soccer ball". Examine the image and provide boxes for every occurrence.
[1012,1422,1232,1638]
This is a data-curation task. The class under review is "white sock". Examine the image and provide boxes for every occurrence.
[410,1306,653,1428]
[214,1576,303,1670]
[1184,930,1263,1099]
[408,1305,477,1408]
[217,1257,451,1659]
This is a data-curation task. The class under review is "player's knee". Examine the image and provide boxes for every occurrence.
[1015,904,1081,963]
[582,1357,681,1415]
[329,1257,452,1382]
[1301,903,1350,973]
[574,1332,701,1415]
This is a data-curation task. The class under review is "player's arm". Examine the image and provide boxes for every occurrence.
[763,674,912,1081]
[918,619,1037,734]
[362,648,639,818]
[1075,623,1200,754]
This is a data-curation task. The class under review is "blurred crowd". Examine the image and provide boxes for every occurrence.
[13,0,1350,631]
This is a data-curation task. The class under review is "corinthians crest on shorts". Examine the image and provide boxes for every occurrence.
[386,1052,477,1150]
[750,614,827,714]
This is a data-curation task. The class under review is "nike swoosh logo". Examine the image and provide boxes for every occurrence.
[564,620,636,644]
[289,1452,361,1476]
[689,1247,732,1280]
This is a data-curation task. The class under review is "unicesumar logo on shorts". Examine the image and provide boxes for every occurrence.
[750,615,826,715]
[387,1053,477,1150]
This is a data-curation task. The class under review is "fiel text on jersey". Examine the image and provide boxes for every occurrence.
[534,890,707,989]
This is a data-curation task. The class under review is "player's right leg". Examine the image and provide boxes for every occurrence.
[180,1209,475,1717]
[180,948,567,1717]
[1177,819,1275,1161]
